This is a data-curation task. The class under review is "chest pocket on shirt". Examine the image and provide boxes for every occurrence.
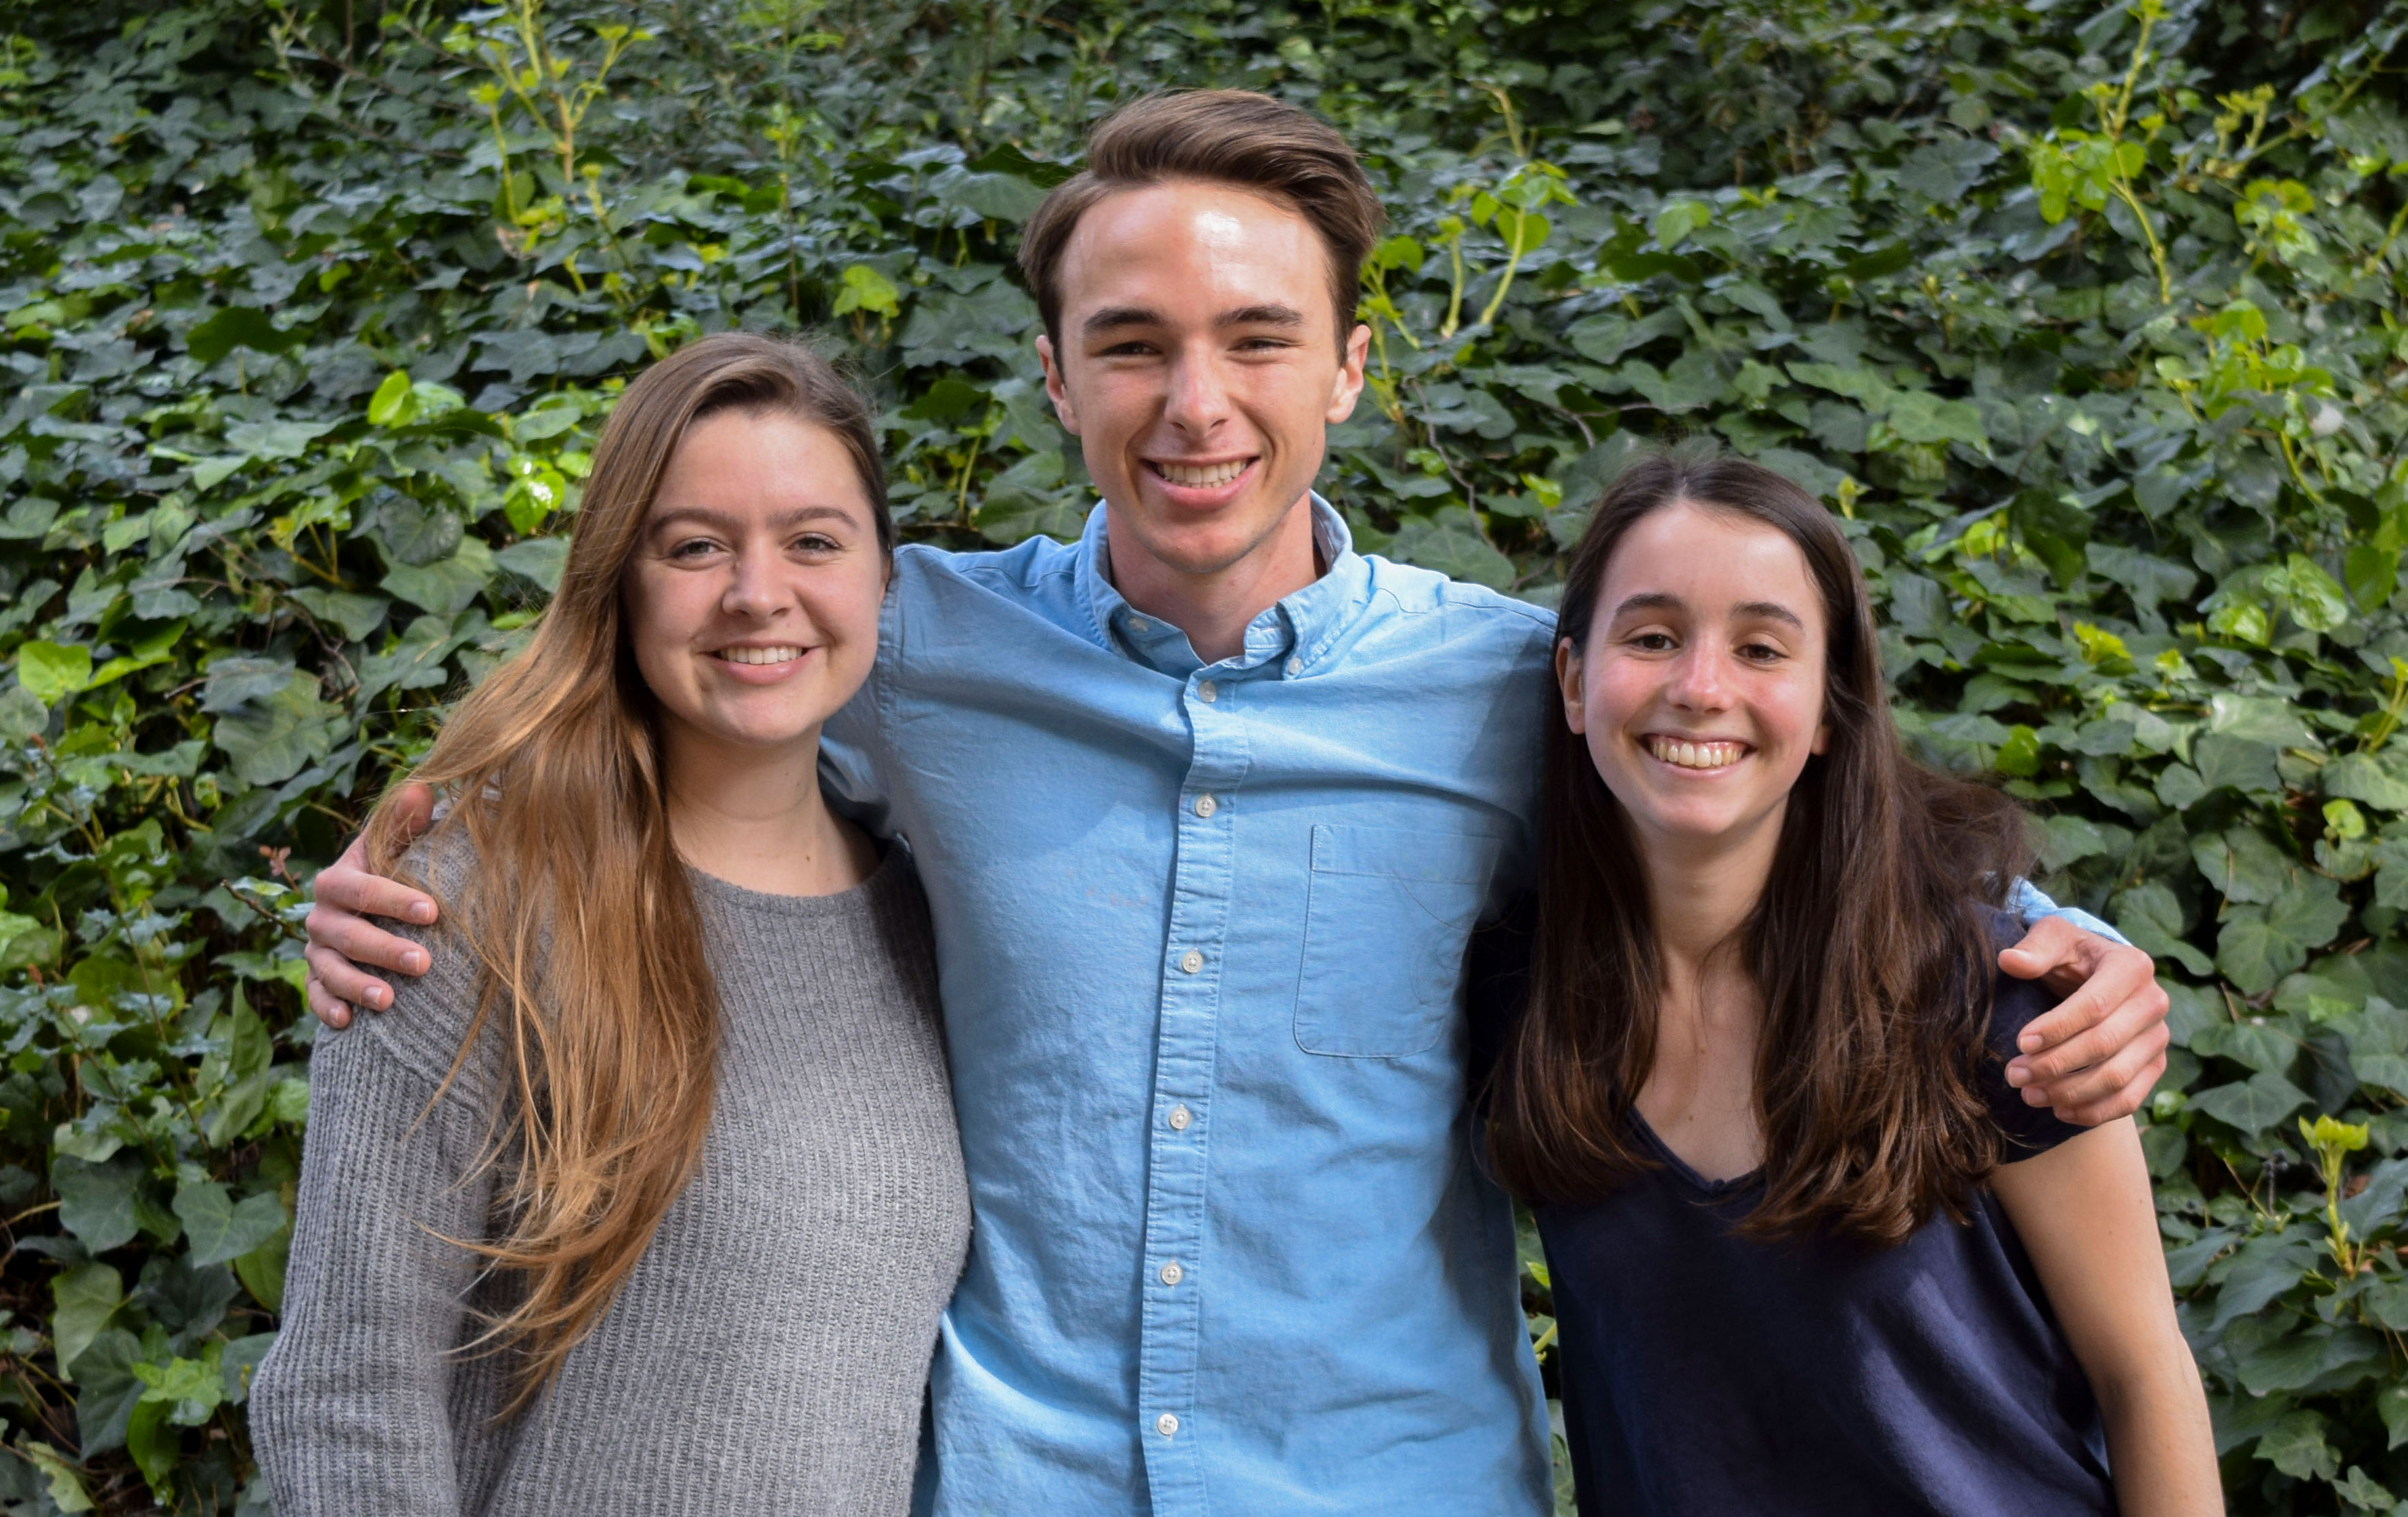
[1293,823,1503,1058]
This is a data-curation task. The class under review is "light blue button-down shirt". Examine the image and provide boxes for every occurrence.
[823,496,2111,1517]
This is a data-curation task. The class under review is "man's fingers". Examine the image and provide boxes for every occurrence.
[303,901,431,978]
[2045,1051,2168,1128]
[314,865,437,925]
[2021,1018,2170,1114]
[2010,944,2157,1062]
[1995,913,2085,982]
[390,780,437,834]
[304,940,399,1014]
[304,974,353,1031]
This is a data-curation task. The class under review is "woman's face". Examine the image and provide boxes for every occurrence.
[1557,501,1830,861]
[621,408,886,761]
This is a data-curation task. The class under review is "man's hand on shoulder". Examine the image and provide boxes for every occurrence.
[1997,915,2171,1127]
[303,783,441,1029]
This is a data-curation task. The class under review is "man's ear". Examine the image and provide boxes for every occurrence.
[1324,321,1371,424]
[1555,637,1588,735]
[1036,334,1082,436]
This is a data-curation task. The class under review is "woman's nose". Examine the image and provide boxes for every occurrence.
[1666,646,1731,709]
[721,552,784,617]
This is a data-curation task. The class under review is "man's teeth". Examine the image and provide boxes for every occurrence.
[1153,459,1249,489]
[1647,738,1745,770]
[714,646,803,666]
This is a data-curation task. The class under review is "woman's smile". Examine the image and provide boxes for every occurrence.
[1643,735,1751,772]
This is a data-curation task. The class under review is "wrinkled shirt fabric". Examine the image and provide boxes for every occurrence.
[822,496,2114,1517]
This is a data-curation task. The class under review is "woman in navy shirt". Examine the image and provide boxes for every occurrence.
[1486,451,2219,1514]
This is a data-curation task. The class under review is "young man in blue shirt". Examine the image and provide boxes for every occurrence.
[303,90,2170,1517]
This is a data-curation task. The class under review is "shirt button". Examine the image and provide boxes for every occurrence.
[1167,1104,1191,1131]
[1285,656,1302,677]
[1157,1413,1180,1437]
[1192,794,1217,819]
[1197,680,1218,703]
[1160,1261,1184,1286]
[1179,949,1203,974]
[1128,616,1149,633]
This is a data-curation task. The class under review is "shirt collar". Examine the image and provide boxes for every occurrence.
[1075,494,1371,679]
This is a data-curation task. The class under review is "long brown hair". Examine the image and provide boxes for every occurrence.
[1485,449,2032,1244]
[363,331,888,1402]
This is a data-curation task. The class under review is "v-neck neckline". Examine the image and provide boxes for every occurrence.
[1628,1108,1764,1197]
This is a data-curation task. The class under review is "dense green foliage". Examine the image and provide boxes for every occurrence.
[0,0,2405,1509]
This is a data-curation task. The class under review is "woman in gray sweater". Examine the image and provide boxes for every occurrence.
[250,333,970,1516]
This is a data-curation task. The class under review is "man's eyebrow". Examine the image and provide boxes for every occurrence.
[1217,303,1305,329]
[1083,306,1164,336]
[1608,591,1807,630]
[1080,303,1309,336]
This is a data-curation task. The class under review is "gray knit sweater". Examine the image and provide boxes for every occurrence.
[250,842,970,1516]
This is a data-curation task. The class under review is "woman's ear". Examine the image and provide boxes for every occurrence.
[1555,637,1588,735]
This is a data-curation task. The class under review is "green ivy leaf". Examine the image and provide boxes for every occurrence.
[16,640,91,707]
[210,672,343,787]
[2191,1070,2313,1133]
[366,369,418,426]
[51,1154,141,1253]
[171,1181,287,1268]
[47,1263,120,1382]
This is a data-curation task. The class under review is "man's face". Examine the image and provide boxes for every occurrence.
[1037,179,1370,579]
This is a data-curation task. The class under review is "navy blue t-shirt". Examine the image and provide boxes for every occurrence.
[1477,907,2116,1516]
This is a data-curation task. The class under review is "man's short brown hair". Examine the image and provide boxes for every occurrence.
[1018,90,1386,348]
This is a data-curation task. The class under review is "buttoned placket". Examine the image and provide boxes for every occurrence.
[1075,501,1353,1510]
[1133,650,1255,1511]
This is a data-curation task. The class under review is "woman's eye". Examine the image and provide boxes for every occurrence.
[1739,641,1784,662]
[1630,632,1676,652]
[667,538,721,560]
[792,534,841,553]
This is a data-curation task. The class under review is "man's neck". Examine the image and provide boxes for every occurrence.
[1105,494,1323,664]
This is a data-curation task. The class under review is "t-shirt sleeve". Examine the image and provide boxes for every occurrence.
[1975,907,2091,1157]
[1464,892,1536,1106]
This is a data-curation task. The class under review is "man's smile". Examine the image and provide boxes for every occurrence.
[1144,456,1258,491]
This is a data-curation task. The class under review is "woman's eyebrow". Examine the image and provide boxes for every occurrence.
[1734,600,1806,629]
[1608,591,1806,630]
[648,503,857,534]
[1609,591,1684,618]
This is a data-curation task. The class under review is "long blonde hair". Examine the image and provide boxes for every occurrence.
[363,332,889,1404]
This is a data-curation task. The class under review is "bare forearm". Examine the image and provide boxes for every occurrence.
[2095,1362,2223,1517]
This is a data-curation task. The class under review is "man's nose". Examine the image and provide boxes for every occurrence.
[1162,345,1232,436]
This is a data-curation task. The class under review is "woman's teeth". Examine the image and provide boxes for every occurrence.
[1647,737,1745,770]
[1151,459,1249,488]
[714,646,803,666]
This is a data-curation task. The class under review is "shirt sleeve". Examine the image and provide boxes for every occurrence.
[246,932,499,1516]
[818,561,904,839]
[2005,876,2128,946]
[1975,909,2091,1158]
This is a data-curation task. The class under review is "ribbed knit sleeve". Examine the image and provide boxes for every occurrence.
[250,838,510,1517]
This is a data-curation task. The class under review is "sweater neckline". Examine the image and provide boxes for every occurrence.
[683,840,905,920]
